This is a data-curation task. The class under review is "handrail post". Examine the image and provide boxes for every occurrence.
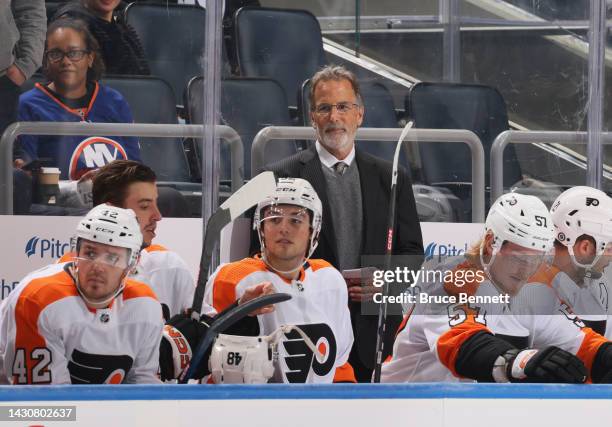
[252,126,485,222]
[0,122,244,214]
[490,130,610,206]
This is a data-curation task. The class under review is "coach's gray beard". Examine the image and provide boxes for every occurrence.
[316,124,355,157]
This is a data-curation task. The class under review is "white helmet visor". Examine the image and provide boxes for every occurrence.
[260,205,311,229]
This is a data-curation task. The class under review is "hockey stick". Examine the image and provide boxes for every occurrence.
[179,292,292,383]
[191,171,277,317]
[372,121,414,383]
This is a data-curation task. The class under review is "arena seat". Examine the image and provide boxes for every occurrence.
[124,2,227,107]
[45,2,63,23]
[185,76,298,178]
[407,82,523,216]
[19,74,46,94]
[101,75,193,183]
[234,6,326,107]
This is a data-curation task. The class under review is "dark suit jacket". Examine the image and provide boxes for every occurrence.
[262,145,424,369]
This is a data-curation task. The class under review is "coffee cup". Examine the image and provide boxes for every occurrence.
[34,167,61,205]
[38,167,61,185]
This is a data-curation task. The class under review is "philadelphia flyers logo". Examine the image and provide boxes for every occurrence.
[67,349,133,384]
[68,136,129,180]
[281,323,336,383]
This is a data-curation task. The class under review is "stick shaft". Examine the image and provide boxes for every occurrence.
[372,121,413,383]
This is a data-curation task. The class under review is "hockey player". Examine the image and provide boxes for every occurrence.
[519,186,612,336]
[0,205,163,384]
[59,160,199,319]
[203,178,355,383]
[381,192,603,383]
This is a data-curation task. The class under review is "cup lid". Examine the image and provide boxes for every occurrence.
[40,167,61,174]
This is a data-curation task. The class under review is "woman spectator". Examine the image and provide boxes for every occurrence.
[53,0,149,75]
[15,17,140,181]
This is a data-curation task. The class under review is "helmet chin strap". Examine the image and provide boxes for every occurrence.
[567,247,603,282]
[72,262,133,309]
[479,238,505,294]
[258,228,319,278]
[260,252,306,277]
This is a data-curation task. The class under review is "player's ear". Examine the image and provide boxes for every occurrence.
[483,231,495,255]
[574,237,596,260]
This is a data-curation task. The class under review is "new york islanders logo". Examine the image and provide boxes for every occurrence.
[281,323,337,383]
[68,136,129,180]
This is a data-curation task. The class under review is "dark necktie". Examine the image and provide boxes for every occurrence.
[333,161,348,176]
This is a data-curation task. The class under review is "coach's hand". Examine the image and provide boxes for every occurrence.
[347,278,378,302]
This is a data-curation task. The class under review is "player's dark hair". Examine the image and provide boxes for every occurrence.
[44,17,105,82]
[92,160,157,207]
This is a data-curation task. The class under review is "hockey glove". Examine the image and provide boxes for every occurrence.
[159,313,213,381]
[493,346,587,383]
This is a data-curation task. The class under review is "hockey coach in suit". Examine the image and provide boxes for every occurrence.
[261,65,424,382]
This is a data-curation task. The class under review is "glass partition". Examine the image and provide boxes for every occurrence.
[1,0,609,222]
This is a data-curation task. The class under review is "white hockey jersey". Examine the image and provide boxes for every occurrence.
[381,256,608,383]
[0,263,163,385]
[131,244,197,318]
[540,264,608,325]
[204,257,355,383]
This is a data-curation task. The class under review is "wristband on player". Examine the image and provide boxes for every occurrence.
[492,348,538,382]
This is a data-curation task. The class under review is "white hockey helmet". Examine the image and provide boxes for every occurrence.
[485,192,555,253]
[550,186,612,270]
[254,178,323,260]
[75,204,143,268]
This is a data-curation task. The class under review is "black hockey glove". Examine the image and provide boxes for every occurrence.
[591,342,612,383]
[494,346,587,383]
[159,312,214,381]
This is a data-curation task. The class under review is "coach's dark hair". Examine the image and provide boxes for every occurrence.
[92,160,157,207]
[44,17,105,82]
[309,65,363,110]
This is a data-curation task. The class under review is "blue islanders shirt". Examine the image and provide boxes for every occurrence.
[17,82,141,180]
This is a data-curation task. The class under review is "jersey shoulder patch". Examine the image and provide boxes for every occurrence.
[123,279,158,301]
[215,257,267,284]
[18,269,79,309]
[307,259,333,272]
[145,244,168,253]
[57,251,76,264]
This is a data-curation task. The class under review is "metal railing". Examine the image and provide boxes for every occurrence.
[490,130,612,203]
[0,122,244,215]
[252,126,485,222]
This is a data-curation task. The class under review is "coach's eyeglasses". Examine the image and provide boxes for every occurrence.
[46,49,90,63]
[312,102,360,116]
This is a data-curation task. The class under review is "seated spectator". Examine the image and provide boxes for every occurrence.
[53,0,150,75]
[14,17,141,181]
